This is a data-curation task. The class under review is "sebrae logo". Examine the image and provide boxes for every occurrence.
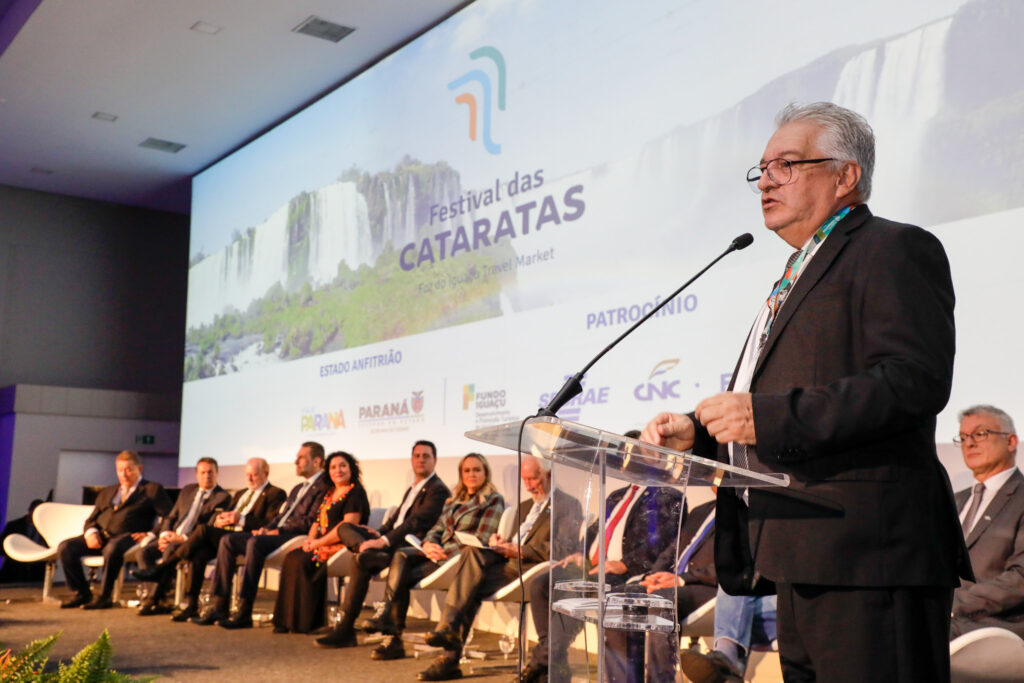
[300,409,346,433]
[448,46,506,155]
[634,359,682,401]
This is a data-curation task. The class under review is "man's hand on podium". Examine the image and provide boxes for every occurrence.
[695,392,756,445]
[641,412,696,452]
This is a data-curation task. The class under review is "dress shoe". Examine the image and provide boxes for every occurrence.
[138,601,172,616]
[190,609,228,626]
[359,614,399,636]
[171,603,199,622]
[218,613,253,629]
[130,563,170,582]
[679,649,744,683]
[514,660,548,683]
[60,593,92,609]
[425,626,462,651]
[418,653,463,681]
[370,635,406,660]
[272,625,289,634]
[315,628,358,649]
[82,595,114,610]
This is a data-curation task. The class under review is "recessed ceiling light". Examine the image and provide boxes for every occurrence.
[92,111,118,122]
[190,21,223,35]
[293,16,355,43]
[30,167,54,175]
[139,137,186,154]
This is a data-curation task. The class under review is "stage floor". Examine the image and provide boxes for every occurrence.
[0,584,519,681]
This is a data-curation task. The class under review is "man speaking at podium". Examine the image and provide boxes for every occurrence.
[641,102,971,682]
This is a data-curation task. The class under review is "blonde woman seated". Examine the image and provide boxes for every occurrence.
[360,452,504,663]
[272,451,369,634]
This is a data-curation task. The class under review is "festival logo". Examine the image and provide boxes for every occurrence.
[634,359,682,402]
[299,408,346,434]
[448,46,506,155]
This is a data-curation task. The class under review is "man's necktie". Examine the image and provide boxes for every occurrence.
[176,489,207,536]
[592,485,638,565]
[235,489,255,513]
[961,482,986,534]
[676,518,715,574]
[276,481,310,528]
[517,498,547,545]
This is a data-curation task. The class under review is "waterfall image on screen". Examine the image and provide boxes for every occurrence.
[182,0,1024,469]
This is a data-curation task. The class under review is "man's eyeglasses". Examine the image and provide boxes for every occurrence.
[746,158,836,193]
[953,429,1011,445]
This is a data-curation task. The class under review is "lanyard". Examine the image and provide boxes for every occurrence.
[762,205,852,340]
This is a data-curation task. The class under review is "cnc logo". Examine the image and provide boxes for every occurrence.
[300,409,346,433]
[448,46,506,155]
[634,359,682,401]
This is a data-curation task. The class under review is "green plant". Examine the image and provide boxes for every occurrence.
[0,630,153,682]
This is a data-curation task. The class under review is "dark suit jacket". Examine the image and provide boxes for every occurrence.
[85,479,172,539]
[586,484,684,580]
[954,469,1024,626]
[378,474,451,547]
[268,472,332,534]
[702,206,971,591]
[650,499,716,587]
[230,483,287,532]
[156,483,230,535]
[515,488,582,565]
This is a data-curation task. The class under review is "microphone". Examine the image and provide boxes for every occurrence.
[539,233,754,416]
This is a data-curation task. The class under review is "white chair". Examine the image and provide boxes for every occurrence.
[416,553,462,591]
[950,626,1024,683]
[678,596,716,646]
[324,506,395,604]
[2,502,91,602]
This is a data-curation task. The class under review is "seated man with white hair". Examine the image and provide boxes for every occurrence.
[951,404,1024,639]
[418,454,579,681]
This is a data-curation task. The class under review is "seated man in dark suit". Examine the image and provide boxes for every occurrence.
[134,456,230,615]
[418,455,580,681]
[519,467,684,682]
[132,456,286,621]
[58,450,172,609]
[315,439,449,648]
[951,404,1024,638]
[208,442,330,628]
[607,497,717,682]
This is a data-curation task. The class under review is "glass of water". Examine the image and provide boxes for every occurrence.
[499,634,515,659]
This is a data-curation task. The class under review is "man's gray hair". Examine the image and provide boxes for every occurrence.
[958,404,1017,434]
[523,453,551,475]
[776,102,876,201]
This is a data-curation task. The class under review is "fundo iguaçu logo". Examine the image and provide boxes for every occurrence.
[463,383,507,411]
[448,46,506,155]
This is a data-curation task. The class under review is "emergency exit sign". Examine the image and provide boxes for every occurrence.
[135,435,155,445]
